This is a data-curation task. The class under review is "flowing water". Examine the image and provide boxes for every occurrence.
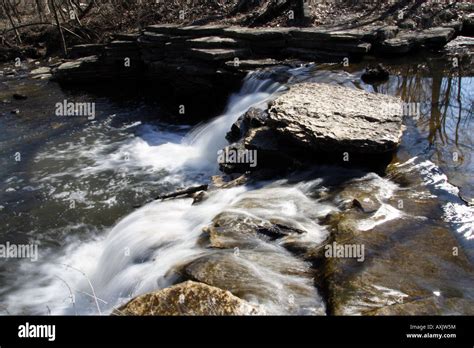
[0,56,473,315]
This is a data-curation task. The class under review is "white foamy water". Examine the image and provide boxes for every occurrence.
[393,157,474,241]
[4,69,332,315]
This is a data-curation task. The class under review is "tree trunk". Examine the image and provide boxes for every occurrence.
[49,0,67,57]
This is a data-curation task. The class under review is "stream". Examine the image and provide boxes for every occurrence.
[0,56,473,315]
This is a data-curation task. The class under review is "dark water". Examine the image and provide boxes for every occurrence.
[0,54,472,314]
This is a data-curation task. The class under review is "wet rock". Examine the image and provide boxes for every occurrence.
[366,296,474,315]
[191,190,209,205]
[204,210,307,249]
[210,173,248,189]
[322,175,474,315]
[266,83,404,154]
[204,211,273,248]
[351,197,380,214]
[114,280,262,315]
[226,107,267,142]
[183,250,325,315]
[361,64,389,84]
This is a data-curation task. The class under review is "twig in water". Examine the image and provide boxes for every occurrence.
[54,275,78,315]
[57,263,102,315]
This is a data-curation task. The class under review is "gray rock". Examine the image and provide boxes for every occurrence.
[420,27,456,47]
[187,48,250,62]
[445,35,474,53]
[398,19,417,30]
[30,67,51,75]
[68,44,104,59]
[288,38,371,53]
[145,24,181,35]
[188,36,244,49]
[114,280,262,315]
[226,107,267,142]
[223,27,290,41]
[174,25,228,37]
[380,27,455,54]
[266,83,404,154]
[375,26,399,41]
[184,250,325,315]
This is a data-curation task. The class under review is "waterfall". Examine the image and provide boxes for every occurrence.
[3,66,330,315]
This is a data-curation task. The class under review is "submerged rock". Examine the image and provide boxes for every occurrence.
[184,250,325,315]
[361,64,390,84]
[321,173,474,315]
[114,280,262,315]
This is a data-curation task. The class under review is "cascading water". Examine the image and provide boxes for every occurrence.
[3,68,331,315]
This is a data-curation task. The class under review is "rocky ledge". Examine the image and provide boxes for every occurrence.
[50,22,467,118]
[220,82,404,173]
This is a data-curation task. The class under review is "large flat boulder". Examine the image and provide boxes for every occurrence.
[114,280,262,315]
[267,83,404,154]
[379,27,455,54]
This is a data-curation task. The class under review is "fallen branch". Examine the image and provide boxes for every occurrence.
[132,184,209,209]
[156,184,209,201]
